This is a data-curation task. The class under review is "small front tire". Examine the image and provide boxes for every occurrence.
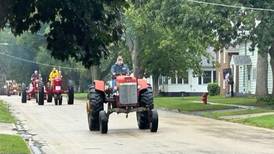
[99,110,108,134]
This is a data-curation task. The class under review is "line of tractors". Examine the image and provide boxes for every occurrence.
[21,77,74,105]
[8,70,158,134]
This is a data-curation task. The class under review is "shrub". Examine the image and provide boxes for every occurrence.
[207,83,220,96]
[256,96,274,105]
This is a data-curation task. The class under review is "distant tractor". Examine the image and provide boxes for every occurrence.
[21,78,45,105]
[86,74,158,134]
[21,77,74,106]
[6,80,19,96]
[45,77,74,105]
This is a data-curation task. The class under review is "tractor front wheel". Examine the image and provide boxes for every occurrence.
[99,110,108,134]
[150,109,158,132]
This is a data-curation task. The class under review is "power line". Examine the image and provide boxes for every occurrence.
[186,0,274,12]
[0,51,86,71]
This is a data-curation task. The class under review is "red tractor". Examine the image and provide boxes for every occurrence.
[46,77,74,105]
[86,75,158,134]
[21,79,45,105]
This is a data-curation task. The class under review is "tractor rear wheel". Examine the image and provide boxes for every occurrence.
[137,87,153,129]
[88,86,104,131]
[99,110,108,134]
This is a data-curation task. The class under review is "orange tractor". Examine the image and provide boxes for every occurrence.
[86,74,158,134]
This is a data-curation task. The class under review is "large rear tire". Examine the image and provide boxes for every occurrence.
[88,86,104,131]
[137,87,153,129]
[67,86,74,105]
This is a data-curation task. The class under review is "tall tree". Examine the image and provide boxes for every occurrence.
[0,0,128,68]
[236,1,274,96]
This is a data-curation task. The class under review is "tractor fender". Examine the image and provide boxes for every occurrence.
[138,79,149,91]
[93,80,105,92]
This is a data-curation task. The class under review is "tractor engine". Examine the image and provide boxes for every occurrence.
[115,76,138,107]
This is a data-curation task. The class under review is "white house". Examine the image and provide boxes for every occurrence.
[229,43,273,94]
[157,48,217,96]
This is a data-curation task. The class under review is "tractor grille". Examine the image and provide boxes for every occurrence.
[119,83,138,105]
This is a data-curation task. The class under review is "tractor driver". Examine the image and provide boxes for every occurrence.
[31,70,39,81]
[49,67,60,86]
[110,56,129,89]
[111,56,129,76]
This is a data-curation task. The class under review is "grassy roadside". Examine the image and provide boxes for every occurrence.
[208,96,257,106]
[0,100,16,123]
[154,97,236,112]
[201,108,272,119]
[0,100,30,154]
[0,134,30,154]
[231,115,274,129]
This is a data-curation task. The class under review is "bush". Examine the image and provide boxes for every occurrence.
[256,96,274,105]
[207,83,220,96]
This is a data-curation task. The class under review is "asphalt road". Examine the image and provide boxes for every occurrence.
[1,95,274,154]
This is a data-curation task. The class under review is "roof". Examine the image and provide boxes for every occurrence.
[230,55,252,66]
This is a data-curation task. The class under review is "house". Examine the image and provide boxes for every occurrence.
[156,48,217,96]
[223,43,273,95]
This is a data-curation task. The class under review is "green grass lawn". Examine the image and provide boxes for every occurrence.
[0,134,30,154]
[75,93,88,100]
[0,101,16,123]
[154,97,235,112]
[208,96,258,106]
[232,115,274,129]
[201,108,272,119]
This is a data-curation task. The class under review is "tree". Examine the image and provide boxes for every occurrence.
[0,0,128,68]
[123,0,244,95]
[234,1,274,96]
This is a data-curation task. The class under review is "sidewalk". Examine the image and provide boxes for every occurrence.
[221,112,274,120]
[192,100,256,109]
[0,123,16,135]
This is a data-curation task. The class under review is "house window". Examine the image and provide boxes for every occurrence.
[163,77,168,84]
[203,71,212,84]
[198,76,202,85]
[171,76,176,84]
[247,66,251,81]
[159,77,163,85]
[184,75,189,84]
[178,76,182,84]
[213,71,216,82]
